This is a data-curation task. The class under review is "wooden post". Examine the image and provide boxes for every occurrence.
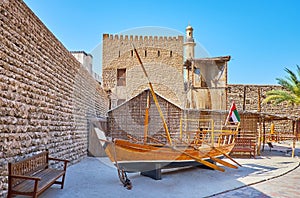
[262,119,265,152]
[243,86,246,111]
[292,120,296,157]
[143,91,150,144]
[257,117,262,156]
[257,87,261,112]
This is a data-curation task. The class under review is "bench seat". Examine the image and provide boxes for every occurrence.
[7,150,69,198]
[11,169,65,194]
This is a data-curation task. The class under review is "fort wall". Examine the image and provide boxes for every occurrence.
[0,1,108,196]
[102,33,185,108]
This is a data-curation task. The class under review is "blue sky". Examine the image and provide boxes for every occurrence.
[23,0,300,85]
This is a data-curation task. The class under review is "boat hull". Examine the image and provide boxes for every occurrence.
[104,139,234,172]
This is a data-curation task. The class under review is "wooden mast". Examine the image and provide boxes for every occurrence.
[132,44,173,145]
[143,91,150,144]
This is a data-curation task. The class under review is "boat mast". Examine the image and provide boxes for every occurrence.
[132,44,173,145]
[143,91,150,144]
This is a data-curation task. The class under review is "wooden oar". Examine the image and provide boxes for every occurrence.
[212,146,242,167]
[209,156,238,169]
[152,135,225,172]
[172,137,238,169]
[168,145,225,172]
[199,136,242,168]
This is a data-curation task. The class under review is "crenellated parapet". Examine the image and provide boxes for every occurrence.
[103,33,183,43]
[102,33,184,70]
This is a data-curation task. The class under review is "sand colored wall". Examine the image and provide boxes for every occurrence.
[0,1,108,196]
[227,84,297,114]
[102,34,185,108]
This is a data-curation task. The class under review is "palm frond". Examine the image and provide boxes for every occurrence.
[264,66,300,106]
[284,67,299,85]
[263,88,297,105]
[276,78,294,92]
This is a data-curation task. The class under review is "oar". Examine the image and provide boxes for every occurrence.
[172,137,238,169]
[153,135,225,172]
[199,136,242,168]
[212,146,242,167]
[209,156,238,169]
[168,145,225,172]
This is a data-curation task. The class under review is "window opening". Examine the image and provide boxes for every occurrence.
[117,68,126,86]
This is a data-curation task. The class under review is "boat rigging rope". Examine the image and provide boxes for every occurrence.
[112,140,132,190]
[117,169,132,190]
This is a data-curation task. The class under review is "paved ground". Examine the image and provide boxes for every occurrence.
[211,165,300,198]
[211,143,300,198]
[15,142,300,198]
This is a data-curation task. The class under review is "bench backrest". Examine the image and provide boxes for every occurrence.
[8,151,49,186]
[235,138,255,147]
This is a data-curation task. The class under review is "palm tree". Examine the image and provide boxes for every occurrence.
[263,65,300,105]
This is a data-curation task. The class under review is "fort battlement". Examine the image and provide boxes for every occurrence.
[103,33,184,42]
[102,33,184,70]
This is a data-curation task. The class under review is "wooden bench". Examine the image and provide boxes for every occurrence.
[231,138,256,158]
[7,150,69,198]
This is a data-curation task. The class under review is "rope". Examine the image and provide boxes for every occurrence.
[112,140,132,190]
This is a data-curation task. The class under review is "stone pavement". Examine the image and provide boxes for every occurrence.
[15,143,300,198]
[211,164,300,198]
[210,142,300,198]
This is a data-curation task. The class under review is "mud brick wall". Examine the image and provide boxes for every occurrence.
[0,0,108,196]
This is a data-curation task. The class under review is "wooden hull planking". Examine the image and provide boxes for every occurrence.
[104,139,235,172]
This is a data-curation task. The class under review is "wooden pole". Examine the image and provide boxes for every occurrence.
[243,86,246,111]
[132,44,173,145]
[257,87,261,112]
[143,91,150,144]
[262,119,266,152]
[257,117,262,156]
[292,120,296,157]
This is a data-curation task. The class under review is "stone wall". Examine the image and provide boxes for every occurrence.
[0,0,108,196]
[227,84,299,135]
[227,84,299,116]
[102,34,185,108]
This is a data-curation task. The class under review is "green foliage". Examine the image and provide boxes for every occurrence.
[263,65,300,106]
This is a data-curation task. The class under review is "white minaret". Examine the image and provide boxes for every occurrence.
[184,24,196,60]
[183,25,196,109]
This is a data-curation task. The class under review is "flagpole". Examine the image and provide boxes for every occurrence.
[225,102,233,125]
[225,101,240,126]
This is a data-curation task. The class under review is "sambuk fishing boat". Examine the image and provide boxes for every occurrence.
[95,45,241,189]
[96,118,240,189]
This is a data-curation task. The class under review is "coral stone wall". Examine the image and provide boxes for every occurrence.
[0,1,108,196]
[227,84,299,135]
[102,34,185,108]
[227,84,299,116]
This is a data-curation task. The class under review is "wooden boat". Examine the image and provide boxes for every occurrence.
[96,120,240,189]
[95,45,241,189]
[96,124,239,171]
